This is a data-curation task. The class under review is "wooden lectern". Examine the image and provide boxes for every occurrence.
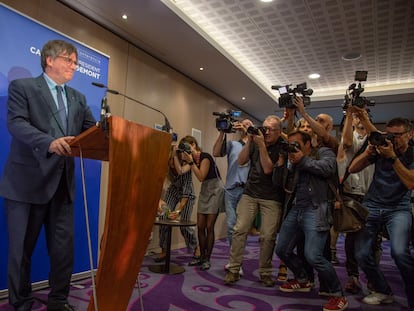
[70,116,172,311]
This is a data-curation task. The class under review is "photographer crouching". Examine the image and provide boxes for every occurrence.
[274,130,348,311]
[349,117,414,308]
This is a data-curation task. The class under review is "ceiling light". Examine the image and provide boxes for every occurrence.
[260,0,274,2]
[308,73,320,79]
[242,97,246,100]
[199,67,204,71]
[342,52,362,61]
[122,14,128,20]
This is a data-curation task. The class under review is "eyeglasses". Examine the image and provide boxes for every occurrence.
[263,127,280,133]
[56,55,78,67]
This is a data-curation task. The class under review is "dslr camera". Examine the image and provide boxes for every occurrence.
[176,142,192,154]
[280,141,301,154]
[271,82,313,109]
[213,110,241,133]
[343,71,375,110]
[368,131,395,146]
[247,125,266,136]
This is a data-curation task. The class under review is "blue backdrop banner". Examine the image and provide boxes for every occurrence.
[0,4,109,291]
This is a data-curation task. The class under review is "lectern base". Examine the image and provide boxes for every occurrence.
[148,264,185,275]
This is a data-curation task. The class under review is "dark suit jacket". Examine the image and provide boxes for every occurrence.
[0,75,96,204]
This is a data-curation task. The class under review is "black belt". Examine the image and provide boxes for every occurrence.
[234,182,245,188]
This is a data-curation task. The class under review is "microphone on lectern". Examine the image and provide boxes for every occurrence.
[91,82,106,88]
[91,83,110,131]
[91,82,172,133]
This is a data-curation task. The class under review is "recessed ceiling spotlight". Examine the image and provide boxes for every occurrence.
[122,14,128,20]
[242,97,246,100]
[199,67,204,71]
[308,73,320,79]
[260,0,274,2]
[342,52,362,61]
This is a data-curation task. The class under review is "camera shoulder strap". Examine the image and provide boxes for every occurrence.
[341,137,369,187]
[219,133,227,157]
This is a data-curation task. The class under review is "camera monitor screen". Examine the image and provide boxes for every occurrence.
[355,71,368,82]
[230,111,241,118]
[278,86,288,94]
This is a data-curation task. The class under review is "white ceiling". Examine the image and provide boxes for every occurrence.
[60,0,414,124]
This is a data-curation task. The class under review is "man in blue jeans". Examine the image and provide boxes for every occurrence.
[274,130,348,311]
[349,117,414,309]
[212,118,253,245]
[213,118,253,275]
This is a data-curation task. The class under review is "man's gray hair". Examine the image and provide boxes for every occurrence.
[41,40,78,71]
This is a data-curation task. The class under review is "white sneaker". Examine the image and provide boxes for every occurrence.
[224,263,243,276]
[362,292,394,305]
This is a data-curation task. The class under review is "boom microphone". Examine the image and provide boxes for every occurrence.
[92,82,119,95]
[91,82,106,88]
[91,82,172,133]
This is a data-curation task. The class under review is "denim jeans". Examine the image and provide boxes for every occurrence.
[355,205,414,307]
[224,186,244,245]
[275,205,343,296]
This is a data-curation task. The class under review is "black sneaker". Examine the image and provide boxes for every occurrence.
[200,261,211,270]
[188,258,202,266]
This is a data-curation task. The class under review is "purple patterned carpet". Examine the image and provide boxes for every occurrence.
[1,235,412,310]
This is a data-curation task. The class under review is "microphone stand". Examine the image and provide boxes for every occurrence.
[92,82,172,133]
[107,89,172,133]
[100,95,110,132]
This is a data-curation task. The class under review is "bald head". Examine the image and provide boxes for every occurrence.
[315,113,334,131]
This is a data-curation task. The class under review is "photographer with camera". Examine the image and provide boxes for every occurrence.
[179,136,222,271]
[224,115,285,287]
[349,117,414,308]
[274,130,348,311]
[285,97,339,283]
[154,144,199,263]
[212,120,253,230]
[212,119,253,266]
[337,106,378,294]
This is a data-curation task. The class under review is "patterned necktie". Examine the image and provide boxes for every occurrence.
[56,85,67,133]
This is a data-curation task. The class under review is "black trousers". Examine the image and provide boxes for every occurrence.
[5,174,74,311]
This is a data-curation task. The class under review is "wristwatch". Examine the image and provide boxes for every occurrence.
[388,156,397,164]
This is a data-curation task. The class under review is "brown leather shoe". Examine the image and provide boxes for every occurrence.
[260,274,275,287]
[224,271,240,285]
[344,276,361,294]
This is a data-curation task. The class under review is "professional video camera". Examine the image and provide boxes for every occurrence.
[176,142,192,154]
[246,125,266,136]
[280,141,301,154]
[212,110,241,133]
[368,131,394,146]
[271,82,313,109]
[343,71,375,110]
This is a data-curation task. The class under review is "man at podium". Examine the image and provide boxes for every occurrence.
[0,39,96,311]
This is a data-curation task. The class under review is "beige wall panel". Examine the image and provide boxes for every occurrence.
[124,46,233,252]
